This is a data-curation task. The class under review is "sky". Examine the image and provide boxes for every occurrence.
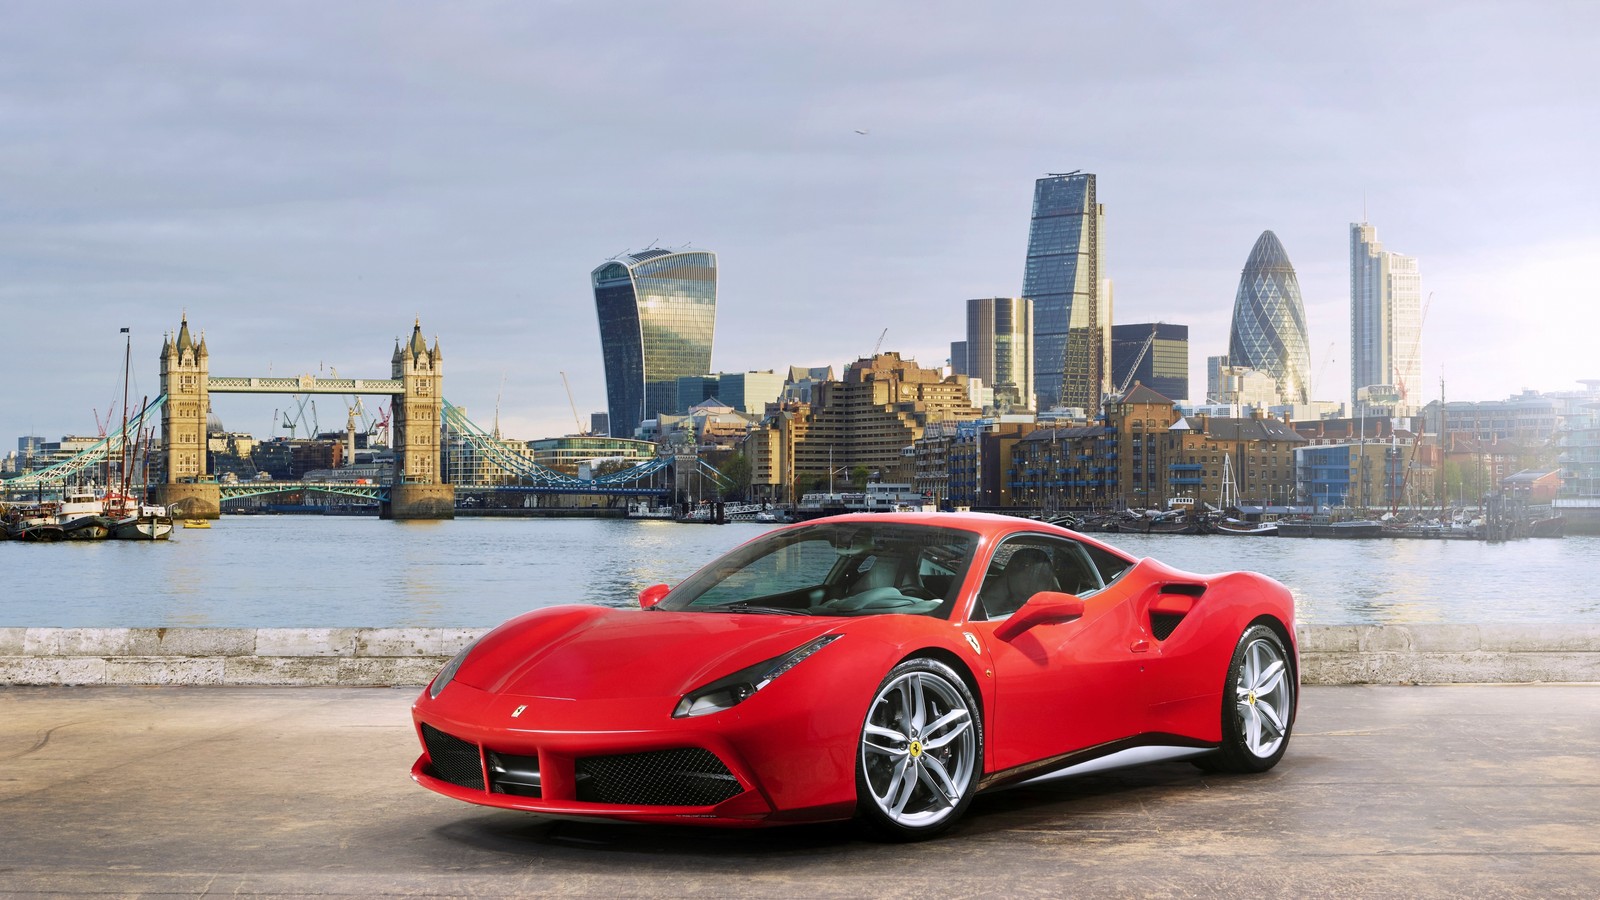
[3,0,1598,448]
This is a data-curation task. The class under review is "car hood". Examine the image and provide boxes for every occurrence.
[453,605,844,700]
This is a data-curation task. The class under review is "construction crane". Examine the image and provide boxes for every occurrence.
[1112,323,1160,399]
[560,371,586,436]
[872,328,888,357]
[1313,341,1337,396]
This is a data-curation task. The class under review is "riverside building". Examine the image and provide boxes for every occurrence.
[591,249,717,438]
[747,353,981,502]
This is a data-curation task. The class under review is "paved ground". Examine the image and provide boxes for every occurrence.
[1,685,1597,898]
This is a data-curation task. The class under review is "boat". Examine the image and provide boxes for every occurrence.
[1276,515,1384,538]
[1528,515,1565,538]
[1215,519,1279,537]
[113,504,175,540]
[56,489,114,541]
[626,501,675,520]
[5,501,67,542]
[183,519,212,529]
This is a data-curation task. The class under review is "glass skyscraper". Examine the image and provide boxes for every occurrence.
[1229,231,1311,406]
[1350,222,1422,416]
[1021,173,1107,411]
[591,249,717,437]
[1111,322,1189,403]
[965,297,1034,412]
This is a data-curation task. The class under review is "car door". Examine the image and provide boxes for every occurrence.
[966,534,1150,774]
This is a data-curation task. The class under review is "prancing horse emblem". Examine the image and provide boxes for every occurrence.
[511,705,527,718]
[964,632,982,655]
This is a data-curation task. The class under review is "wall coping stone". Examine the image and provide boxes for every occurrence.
[1,624,1596,686]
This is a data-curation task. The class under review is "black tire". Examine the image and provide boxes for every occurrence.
[1197,624,1296,774]
[856,658,982,841]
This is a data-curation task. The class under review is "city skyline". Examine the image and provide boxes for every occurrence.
[2,3,1597,445]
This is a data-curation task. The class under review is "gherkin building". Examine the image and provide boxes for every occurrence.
[1228,231,1310,405]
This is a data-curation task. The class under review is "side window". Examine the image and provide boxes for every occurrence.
[1081,543,1134,587]
[976,535,1104,620]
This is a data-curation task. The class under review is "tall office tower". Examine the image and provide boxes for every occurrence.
[591,249,717,437]
[1021,172,1106,411]
[1110,322,1189,402]
[949,341,969,376]
[965,298,1035,412]
[1206,354,1230,403]
[1228,231,1311,405]
[1350,222,1422,415]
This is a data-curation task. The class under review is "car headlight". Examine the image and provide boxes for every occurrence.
[429,640,478,700]
[673,635,841,718]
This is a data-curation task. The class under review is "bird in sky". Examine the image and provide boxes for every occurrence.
[854,129,869,135]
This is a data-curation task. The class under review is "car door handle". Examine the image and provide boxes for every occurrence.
[1130,639,1151,653]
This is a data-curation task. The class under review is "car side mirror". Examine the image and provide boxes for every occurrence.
[638,583,671,609]
[994,591,1085,642]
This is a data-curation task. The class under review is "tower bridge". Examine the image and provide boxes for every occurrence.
[146,316,727,519]
[6,317,730,517]
[157,316,451,520]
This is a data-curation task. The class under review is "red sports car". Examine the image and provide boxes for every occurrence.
[411,512,1297,840]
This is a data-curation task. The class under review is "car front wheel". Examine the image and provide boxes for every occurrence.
[1201,623,1296,773]
[856,658,981,840]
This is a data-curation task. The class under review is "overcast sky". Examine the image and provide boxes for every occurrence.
[3,1,1597,447]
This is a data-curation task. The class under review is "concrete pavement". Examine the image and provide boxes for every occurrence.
[2,684,1598,897]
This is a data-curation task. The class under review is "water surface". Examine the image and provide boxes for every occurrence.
[3,517,1594,626]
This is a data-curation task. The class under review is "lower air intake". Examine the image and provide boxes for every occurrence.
[575,748,742,806]
[421,723,484,791]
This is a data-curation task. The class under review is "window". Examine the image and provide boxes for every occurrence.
[975,534,1105,620]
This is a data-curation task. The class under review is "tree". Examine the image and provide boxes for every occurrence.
[850,465,871,491]
[716,453,752,501]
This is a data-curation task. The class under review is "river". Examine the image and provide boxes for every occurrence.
[3,516,1596,627]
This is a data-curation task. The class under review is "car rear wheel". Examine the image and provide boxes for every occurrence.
[1200,624,1295,773]
[856,658,981,840]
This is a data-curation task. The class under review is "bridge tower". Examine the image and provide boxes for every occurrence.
[155,315,222,518]
[382,319,455,519]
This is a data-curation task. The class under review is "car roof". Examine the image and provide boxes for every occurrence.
[788,511,1127,557]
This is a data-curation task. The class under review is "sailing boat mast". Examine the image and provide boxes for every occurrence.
[116,327,132,508]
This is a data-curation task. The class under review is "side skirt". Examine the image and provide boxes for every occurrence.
[977,734,1216,792]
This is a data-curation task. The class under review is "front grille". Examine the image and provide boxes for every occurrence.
[488,751,542,798]
[421,723,484,790]
[1151,612,1185,640]
[574,748,742,806]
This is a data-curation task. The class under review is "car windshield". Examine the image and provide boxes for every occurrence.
[657,522,980,619]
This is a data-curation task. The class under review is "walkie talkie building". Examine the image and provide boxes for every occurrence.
[592,249,717,438]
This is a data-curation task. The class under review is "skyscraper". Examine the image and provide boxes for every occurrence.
[1229,231,1311,405]
[591,249,717,437]
[965,298,1035,412]
[1021,173,1107,411]
[1350,222,1422,416]
[1111,322,1189,402]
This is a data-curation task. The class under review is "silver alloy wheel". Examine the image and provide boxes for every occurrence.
[860,668,977,829]
[1235,634,1292,758]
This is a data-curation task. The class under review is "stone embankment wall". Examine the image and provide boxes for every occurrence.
[4,625,1599,686]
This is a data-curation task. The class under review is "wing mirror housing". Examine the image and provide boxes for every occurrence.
[994,591,1085,642]
[638,583,671,609]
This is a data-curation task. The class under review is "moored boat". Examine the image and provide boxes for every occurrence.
[112,505,175,540]
[1276,515,1384,538]
[1215,519,1279,536]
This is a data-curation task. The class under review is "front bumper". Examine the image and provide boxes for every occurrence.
[410,680,858,827]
